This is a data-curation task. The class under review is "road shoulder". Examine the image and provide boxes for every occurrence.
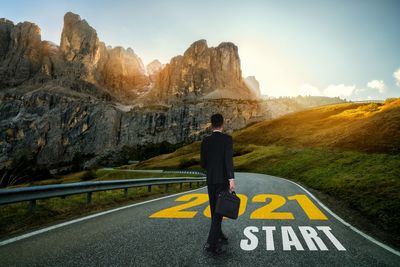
[292,179,400,250]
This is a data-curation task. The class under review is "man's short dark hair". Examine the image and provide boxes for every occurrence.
[211,113,224,128]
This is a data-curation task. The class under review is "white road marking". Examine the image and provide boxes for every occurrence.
[0,186,206,247]
[282,226,304,251]
[262,226,276,251]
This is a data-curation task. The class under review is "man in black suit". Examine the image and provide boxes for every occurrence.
[200,113,235,255]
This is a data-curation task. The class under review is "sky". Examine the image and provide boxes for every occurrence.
[2,0,400,100]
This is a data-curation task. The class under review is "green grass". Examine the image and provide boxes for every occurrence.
[233,145,400,234]
[0,182,205,238]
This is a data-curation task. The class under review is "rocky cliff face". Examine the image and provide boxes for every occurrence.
[146,40,257,103]
[0,20,43,86]
[60,12,103,66]
[102,47,150,97]
[59,12,150,100]
[58,11,107,92]
[0,88,269,170]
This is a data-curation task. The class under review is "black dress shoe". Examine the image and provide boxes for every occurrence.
[204,243,226,255]
[218,233,228,244]
[218,237,228,244]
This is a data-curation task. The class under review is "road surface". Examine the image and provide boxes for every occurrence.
[0,172,399,266]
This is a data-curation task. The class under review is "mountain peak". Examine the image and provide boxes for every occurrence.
[146,39,258,102]
[186,39,208,53]
[60,11,99,62]
[147,59,164,81]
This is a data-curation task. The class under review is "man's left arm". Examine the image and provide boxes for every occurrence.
[200,139,207,169]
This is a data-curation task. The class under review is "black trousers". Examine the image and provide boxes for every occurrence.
[206,182,229,246]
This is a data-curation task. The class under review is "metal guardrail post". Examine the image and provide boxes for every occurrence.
[124,188,128,198]
[189,182,192,188]
[86,192,92,205]
[29,199,36,213]
[148,185,151,192]
[180,183,183,190]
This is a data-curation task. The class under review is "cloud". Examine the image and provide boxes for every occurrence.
[323,84,356,98]
[367,80,385,93]
[394,68,400,86]
[298,79,387,100]
[298,83,322,96]
[354,87,365,94]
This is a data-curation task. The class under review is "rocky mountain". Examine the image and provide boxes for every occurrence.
[0,13,150,101]
[0,12,343,174]
[146,59,164,83]
[0,19,43,86]
[59,12,151,100]
[145,40,257,103]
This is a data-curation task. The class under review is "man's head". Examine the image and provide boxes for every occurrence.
[211,113,224,130]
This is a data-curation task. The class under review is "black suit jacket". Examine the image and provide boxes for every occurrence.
[200,131,235,184]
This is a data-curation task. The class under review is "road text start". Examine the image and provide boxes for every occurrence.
[240,226,346,251]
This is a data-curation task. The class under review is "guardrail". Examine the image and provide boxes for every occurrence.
[0,176,206,212]
[163,169,206,176]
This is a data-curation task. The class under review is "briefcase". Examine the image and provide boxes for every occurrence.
[215,190,240,219]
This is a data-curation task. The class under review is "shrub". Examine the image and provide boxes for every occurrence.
[233,145,254,156]
[384,98,399,105]
[81,169,97,181]
[178,158,199,169]
[71,152,95,172]
[0,152,52,187]
[357,103,379,112]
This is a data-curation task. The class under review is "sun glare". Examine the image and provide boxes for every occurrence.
[237,37,313,97]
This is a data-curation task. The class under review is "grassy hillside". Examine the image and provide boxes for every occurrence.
[135,99,400,243]
[235,100,400,153]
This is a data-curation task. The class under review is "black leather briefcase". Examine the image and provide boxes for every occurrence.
[215,191,240,219]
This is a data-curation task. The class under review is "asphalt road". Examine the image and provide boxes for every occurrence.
[0,172,399,266]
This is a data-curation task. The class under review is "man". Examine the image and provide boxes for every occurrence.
[200,113,235,255]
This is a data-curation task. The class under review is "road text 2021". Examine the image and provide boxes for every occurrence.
[149,193,328,220]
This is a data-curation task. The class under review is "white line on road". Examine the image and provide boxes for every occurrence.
[276,175,400,257]
[0,186,206,247]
